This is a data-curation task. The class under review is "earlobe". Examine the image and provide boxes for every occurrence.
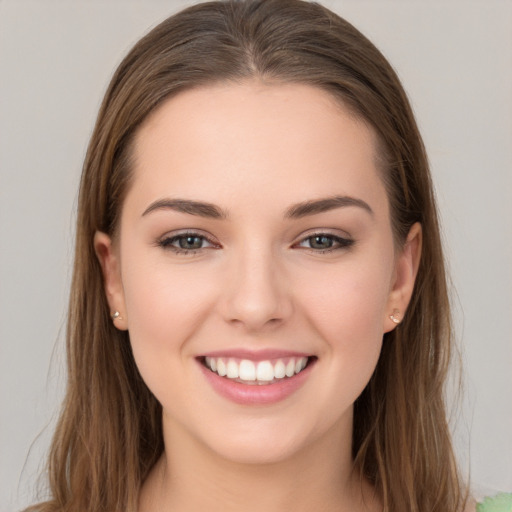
[94,231,128,331]
[384,222,422,333]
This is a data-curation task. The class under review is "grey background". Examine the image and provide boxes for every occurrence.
[1,1,511,510]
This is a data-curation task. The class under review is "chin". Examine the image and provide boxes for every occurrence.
[207,434,308,466]
[195,413,338,467]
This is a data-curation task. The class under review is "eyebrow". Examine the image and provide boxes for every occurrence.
[284,195,374,218]
[141,195,373,219]
[142,198,228,219]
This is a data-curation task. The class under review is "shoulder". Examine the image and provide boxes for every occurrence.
[475,492,512,512]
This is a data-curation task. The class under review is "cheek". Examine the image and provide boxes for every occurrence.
[127,268,213,316]
[299,256,392,338]
[119,252,220,382]
[294,252,393,387]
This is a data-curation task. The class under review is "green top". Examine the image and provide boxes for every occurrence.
[477,493,512,512]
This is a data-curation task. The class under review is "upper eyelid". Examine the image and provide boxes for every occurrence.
[159,229,217,241]
[157,233,220,256]
[156,228,353,245]
[293,228,353,242]
[156,231,221,253]
[295,234,353,246]
[292,230,355,252]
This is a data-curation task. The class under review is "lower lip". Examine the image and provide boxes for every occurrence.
[198,359,315,405]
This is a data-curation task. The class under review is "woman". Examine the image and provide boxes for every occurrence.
[22,0,501,510]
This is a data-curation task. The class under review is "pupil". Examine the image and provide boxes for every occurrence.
[311,235,332,249]
[179,236,202,249]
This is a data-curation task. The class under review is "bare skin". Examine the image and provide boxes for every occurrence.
[139,418,381,512]
[95,81,422,512]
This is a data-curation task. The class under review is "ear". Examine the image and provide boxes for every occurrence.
[94,231,128,331]
[383,222,422,333]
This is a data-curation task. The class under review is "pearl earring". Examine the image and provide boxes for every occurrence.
[111,311,123,321]
[389,309,401,324]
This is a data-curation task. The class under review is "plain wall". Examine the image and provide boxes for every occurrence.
[1,1,511,510]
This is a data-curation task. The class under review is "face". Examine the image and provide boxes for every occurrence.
[96,82,420,466]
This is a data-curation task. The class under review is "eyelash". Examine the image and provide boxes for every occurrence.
[157,231,219,255]
[295,232,354,253]
[157,231,354,255]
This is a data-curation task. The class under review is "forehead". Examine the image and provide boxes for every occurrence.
[128,81,387,219]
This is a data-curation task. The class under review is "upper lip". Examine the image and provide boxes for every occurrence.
[198,348,313,362]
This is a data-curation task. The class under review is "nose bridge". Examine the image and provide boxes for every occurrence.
[222,239,291,330]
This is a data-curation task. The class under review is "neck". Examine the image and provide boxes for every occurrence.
[139,414,380,512]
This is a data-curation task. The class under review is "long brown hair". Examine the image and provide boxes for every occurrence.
[27,1,465,511]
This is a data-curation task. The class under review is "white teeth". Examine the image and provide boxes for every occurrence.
[204,356,310,383]
[239,359,256,380]
[285,359,295,377]
[227,359,239,379]
[217,359,227,377]
[295,357,307,373]
[274,360,286,379]
[256,361,274,381]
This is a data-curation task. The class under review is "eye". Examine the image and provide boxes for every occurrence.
[157,231,219,254]
[296,233,354,253]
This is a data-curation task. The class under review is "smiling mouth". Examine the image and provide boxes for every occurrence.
[200,356,316,385]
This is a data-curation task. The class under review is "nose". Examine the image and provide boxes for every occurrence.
[220,245,293,332]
